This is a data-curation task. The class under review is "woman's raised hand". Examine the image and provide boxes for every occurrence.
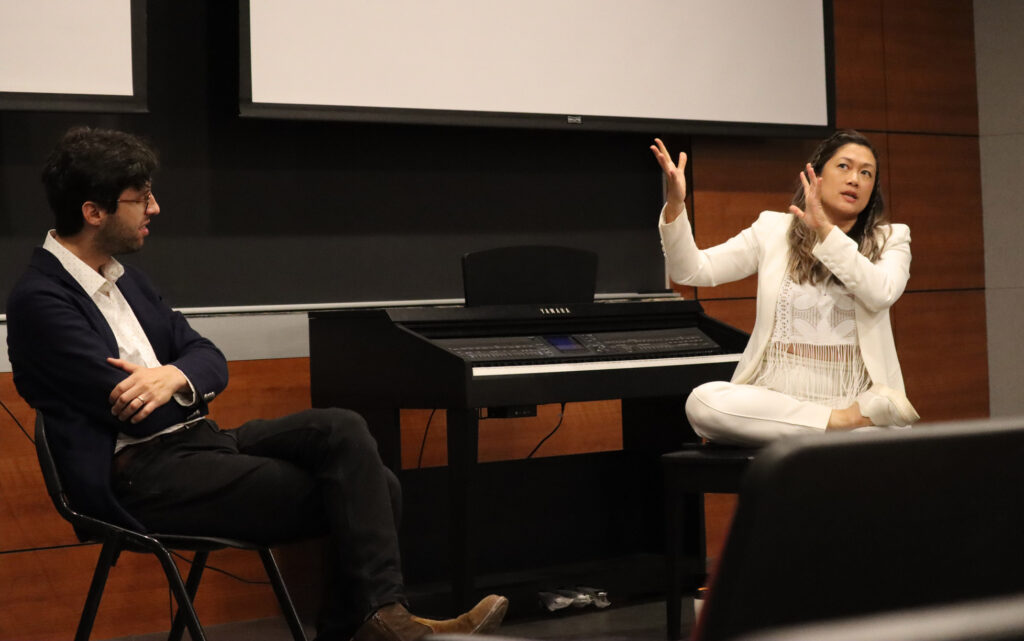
[789,163,833,240]
[649,138,687,223]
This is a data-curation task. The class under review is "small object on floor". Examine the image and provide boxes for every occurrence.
[539,591,574,611]
[575,586,611,608]
[555,588,593,608]
[539,587,611,612]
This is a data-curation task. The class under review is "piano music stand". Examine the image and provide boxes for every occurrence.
[462,245,597,306]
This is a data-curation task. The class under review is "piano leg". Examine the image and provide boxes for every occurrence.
[445,407,480,612]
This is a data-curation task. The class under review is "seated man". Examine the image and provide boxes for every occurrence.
[5,126,507,641]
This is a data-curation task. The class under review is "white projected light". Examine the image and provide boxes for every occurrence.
[245,0,831,131]
[0,0,133,96]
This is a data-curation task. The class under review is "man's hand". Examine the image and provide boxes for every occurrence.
[107,358,188,423]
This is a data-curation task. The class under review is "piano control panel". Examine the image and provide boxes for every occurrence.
[435,327,721,364]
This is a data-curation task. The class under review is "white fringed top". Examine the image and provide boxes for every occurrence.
[749,274,870,408]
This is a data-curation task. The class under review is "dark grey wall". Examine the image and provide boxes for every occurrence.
[0,3,673,312]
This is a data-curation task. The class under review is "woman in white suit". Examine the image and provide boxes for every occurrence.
[652,130,919,447]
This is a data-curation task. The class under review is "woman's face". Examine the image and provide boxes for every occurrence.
[818,143,877,226]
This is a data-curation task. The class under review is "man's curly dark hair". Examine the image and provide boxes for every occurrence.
[41,126,158,236]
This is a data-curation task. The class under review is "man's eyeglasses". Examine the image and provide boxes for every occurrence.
[117,192,152,210]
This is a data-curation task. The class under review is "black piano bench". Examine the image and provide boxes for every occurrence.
[662,443,760,640]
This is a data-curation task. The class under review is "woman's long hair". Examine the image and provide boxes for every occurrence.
[788,130,890,284]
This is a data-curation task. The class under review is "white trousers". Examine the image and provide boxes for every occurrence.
[685,380,891,447]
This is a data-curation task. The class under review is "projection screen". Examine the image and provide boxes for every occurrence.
[0,0,146,112]
[241,0,833,133]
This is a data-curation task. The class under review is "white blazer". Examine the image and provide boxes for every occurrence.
[659,208,912,392]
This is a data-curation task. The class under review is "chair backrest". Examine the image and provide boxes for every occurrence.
[34,412,76,521]
[697,418,1024,641]
[461,245,597,306]
[34,411,149,540]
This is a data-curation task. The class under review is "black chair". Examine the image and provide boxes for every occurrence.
[694,417,1024,641]
[462,245,597,306]
[663,443,760,639]
[33,412,308,641]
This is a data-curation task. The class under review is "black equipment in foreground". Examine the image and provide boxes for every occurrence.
[696,417,1024,641]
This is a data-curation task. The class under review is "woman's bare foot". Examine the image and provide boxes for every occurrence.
[858,386,921,427]
[826,403,872,431]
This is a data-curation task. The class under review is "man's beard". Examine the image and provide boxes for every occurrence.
[96,216,143,256]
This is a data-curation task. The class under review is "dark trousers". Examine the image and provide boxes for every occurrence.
[111,408,405,640]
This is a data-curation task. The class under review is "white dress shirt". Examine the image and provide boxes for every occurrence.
[42,231,199,451]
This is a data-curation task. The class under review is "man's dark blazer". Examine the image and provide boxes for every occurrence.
[6,247,229,535]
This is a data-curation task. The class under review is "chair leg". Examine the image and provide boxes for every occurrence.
[167,551,209,641]
[152,547,208,641]
[259,548,308,641]
[75,539,122,641]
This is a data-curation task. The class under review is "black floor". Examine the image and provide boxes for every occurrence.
[101,597,694,641]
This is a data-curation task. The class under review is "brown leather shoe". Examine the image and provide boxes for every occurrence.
[411,594,509,634]
[353,603,432,641]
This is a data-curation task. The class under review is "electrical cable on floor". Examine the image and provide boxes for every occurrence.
[1,398,33,444]
[169,549,270,585]
[527,402,567,459]
[416,408,437,469]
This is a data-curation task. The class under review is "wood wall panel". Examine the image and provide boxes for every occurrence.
[209,357,312,427]
[886,134,984,291]
[476,400,623,461]
[698,299,757,336]
[0,546,279,641]
[833,0,888,130]
[0,452,71,551]
[893,290,989,422]
[883,0,979,135]
[400,401,623,469]
[0,359,312,641]
[688,136,819,300]
[1,376,74,552]
[704,494,739,565]
[0,359,634,640]
[0,359,316,553]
